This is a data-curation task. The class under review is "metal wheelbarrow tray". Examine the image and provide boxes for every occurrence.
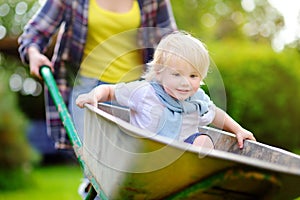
[83,103,300,200]
[40,66,300,200]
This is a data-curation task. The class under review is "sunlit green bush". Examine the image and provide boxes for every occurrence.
[208,39,300,152]
[0,54,38,190]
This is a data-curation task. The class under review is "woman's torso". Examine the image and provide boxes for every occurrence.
[80,0,143,83]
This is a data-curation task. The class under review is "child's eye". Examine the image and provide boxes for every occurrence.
[172,73,180,77]
[190,74,198,78]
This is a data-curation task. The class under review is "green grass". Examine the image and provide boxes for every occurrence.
[0,164,83,200]
[2,163,300,200]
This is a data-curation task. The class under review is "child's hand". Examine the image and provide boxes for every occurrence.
[76,91,98,108]
[235,128,256,149]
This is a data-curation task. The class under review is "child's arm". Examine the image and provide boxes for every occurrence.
[76,85,116,108]
[212,107,256,149]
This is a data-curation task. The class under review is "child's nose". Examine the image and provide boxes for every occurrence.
[180,76,189,86]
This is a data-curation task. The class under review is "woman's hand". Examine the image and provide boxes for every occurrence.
[28,46,53,79]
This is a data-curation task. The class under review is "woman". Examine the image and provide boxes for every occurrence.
[18,0,177,149]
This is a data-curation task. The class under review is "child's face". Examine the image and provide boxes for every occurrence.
[156,58,202,101]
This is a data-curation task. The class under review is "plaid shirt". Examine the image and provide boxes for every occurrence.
[18,0,177,149]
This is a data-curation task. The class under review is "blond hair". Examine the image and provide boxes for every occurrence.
[143,31,210,81]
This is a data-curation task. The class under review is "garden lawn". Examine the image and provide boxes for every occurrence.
[0,164,82,200]
[2,163,300,200]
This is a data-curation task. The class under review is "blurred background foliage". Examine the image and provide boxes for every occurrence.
[0,55,39,190]
[172,0,300,152]
[0,0,300,190]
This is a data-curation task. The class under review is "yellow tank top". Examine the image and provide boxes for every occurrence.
[80,0,142,83]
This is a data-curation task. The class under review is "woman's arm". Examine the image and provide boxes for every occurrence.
[212,107,256,149]
[76,85,116,108]
[156,0,177,31]
[18,0,66,64]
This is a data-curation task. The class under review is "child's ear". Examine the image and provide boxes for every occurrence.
[155,70,162,82]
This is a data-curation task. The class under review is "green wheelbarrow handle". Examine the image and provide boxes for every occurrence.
[39,65,82,149]
[39,65,104,200]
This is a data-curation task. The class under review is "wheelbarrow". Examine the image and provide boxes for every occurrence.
[40,66,300,200]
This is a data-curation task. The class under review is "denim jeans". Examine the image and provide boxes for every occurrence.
[68,75,108,142]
